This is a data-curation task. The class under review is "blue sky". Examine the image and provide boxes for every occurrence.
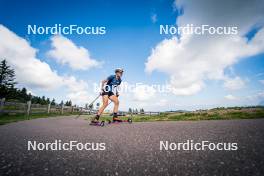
[0,0,264,111]
[0,0,176,82]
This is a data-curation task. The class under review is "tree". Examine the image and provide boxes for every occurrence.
[128,108,132,114]
[140,108,144,114]
[41,96,46,104]
[0,59,16,88]
[46,98,50,104]
[60,100,64,106]
[51,98,56,105]
[0,60,59,105]
[20,87,30,101]
[0,59,16,98]
[65,100,72,106]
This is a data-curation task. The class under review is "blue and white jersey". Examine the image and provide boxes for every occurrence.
[105,75,122,92]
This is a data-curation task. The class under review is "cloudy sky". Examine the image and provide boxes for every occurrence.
[0,0,264,111]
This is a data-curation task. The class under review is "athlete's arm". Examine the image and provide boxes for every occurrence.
[116,88,119,97]
[115,81,122,97]
[101,79,108,91]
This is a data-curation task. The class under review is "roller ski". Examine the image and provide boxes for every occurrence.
[90,115,105,127]
[107,113,132,124]
[89,120,105,127]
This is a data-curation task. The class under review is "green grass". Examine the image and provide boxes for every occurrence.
[81,107,264,123]
[0,112,79,125]
[130,108,264,122]
[1,107,264,125]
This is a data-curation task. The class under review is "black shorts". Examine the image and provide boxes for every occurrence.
[101,91,114,97]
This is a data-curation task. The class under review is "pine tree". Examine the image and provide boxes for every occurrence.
[41,96,46,105]
[65,100,72,106]
[51,98,56,105]
[0,60,59,106]
[0,59,17,98]
[128,108,132,114]
[0,60,16,88]
[20,87,30,101]
[46,98,50,104]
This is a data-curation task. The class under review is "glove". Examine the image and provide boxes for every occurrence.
[100,88,104,95]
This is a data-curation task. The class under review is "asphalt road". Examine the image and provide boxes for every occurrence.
[0,117,264,176]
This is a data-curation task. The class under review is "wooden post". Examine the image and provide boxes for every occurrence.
[0,98,5,114]
[47,103,51,114]
[26,101,31,116]
[71,106,74,113]
[61,104,64,114]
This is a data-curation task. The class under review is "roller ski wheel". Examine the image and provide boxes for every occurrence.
[113,118,123,123]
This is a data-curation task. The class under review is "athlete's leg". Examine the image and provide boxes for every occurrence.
[92,95,109,122]
[97,95,109,116]
[109,95,119,113]
[109,95,122,122]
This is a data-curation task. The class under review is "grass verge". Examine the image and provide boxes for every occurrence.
[131,107,264,122]
[1,107,264,125]
[0,113,78,125]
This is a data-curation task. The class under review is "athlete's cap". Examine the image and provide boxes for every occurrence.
[115,68,124,73]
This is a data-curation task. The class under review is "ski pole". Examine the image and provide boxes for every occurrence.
[88,94,101,108]
[75,93,102,118]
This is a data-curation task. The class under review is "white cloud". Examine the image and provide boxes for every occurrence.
[151,13,157,23]
[223,77,245,90]
[0,24,63,90]
[156,99,168,106]
[175,0,264,35]
[133,84,156,101]
[257,92,264,99]
[64,76,95,105]
[47,35,101,70]
[145,0,264,96]
[0,25,94,105]
[224,94,237,100]
[245,91,264,105]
